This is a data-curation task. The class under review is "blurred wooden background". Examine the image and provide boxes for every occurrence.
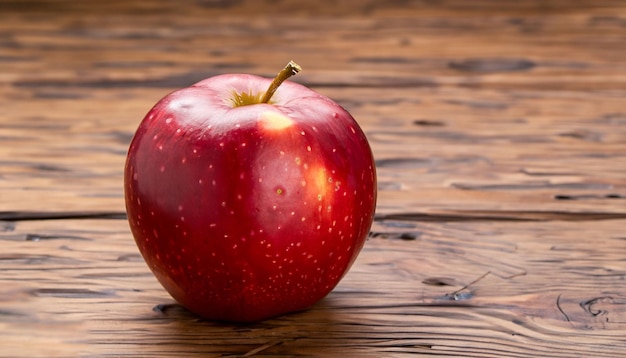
[1,0,625,356]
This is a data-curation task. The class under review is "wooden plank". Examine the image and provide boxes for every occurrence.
[1,218,625,357]
[2,85,625,215]
[2,85,625,209]
[1,0,625,215]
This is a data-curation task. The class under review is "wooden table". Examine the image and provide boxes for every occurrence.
[2,1,625,356]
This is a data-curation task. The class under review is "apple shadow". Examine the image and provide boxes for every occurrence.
[146,297,351,356]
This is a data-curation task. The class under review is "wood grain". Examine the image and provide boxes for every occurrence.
[2,218,625,357]
[1,0,625,356]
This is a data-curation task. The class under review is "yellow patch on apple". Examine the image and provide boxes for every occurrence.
[307,165,332,201]
[260,111,294,131]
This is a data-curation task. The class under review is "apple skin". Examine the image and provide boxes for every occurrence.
[124,73,377,322]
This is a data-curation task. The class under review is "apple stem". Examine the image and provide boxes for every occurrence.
[261,61,302,103]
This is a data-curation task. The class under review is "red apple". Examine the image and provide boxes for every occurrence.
[124,62,377,322]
